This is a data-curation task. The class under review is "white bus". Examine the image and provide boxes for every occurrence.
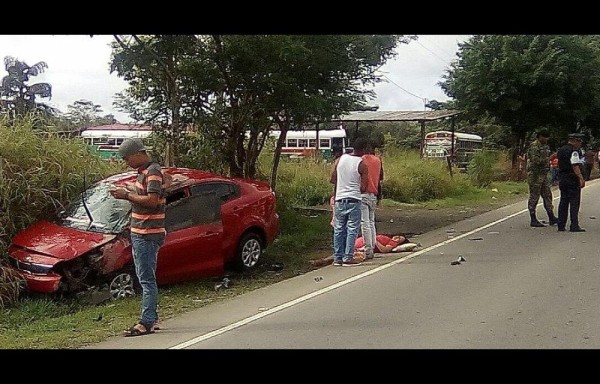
[424,130,483,167]
[80,124,153,160]
[269,129,348,160]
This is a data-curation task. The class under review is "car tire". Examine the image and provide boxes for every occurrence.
[234,232,263,272]
[107,268,140,300]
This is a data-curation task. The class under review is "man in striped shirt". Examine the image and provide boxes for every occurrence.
[110,138,166,337]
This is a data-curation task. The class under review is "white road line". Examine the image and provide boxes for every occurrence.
[170,204,534,349]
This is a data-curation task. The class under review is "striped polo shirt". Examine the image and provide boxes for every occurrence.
[130,162,166,240]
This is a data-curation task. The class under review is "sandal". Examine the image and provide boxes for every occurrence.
[123,321,155,337]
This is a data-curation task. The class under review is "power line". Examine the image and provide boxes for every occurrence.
[419,35,456,59]
[381,74,426,102]
[414,40,452,65]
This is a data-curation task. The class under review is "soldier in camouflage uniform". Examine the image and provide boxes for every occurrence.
[525,130,558,227]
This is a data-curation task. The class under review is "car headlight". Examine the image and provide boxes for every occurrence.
[8,256,53,274]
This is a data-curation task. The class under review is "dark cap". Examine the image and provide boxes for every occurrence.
[568,133,585,140]
[118,138,146,158]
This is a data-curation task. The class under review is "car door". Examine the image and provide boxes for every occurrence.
[156,191,224,284]
[190,182,241,260]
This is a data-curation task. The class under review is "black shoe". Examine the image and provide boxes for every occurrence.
[570,227,586,232]
[530,220,546,227]
[557,227,565,232]
[548,217,558,226]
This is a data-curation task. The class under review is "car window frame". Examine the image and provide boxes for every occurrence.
[190,181,240,203]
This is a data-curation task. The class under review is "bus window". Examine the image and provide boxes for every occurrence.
[92,137,108,145]
[269,129,347,160]
[116,138,125,145]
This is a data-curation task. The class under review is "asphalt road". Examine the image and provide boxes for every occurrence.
[89,179,600,349]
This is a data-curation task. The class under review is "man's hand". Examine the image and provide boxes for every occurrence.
[110,188,129,200]
[579,177,586,189]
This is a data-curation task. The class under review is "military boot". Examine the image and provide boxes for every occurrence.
[530,213,546,227]
[547,213,558,226]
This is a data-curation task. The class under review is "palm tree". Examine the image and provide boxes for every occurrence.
[0,56,55,117]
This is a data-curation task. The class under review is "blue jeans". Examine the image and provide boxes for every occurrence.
[360,193,378,258]
[333,198,362,263]
[131,234,164,326]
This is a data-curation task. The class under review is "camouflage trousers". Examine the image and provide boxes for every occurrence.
[527,173,554,214]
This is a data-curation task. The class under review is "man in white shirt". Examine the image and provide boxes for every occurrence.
[330,137,369,266]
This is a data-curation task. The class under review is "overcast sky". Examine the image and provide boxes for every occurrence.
[0,35,471,123]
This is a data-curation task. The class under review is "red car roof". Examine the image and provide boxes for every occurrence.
[103,167,272,191]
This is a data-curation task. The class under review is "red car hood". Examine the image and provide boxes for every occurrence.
[11,220,116,260]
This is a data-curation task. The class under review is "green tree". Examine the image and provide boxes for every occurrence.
[110,35,411,186]
[440,35,600,165]
[64,99,116,130]
[110,35,204,167]
[0,56,54,118]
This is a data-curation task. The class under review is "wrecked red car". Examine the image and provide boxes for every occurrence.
[7,168,279,299]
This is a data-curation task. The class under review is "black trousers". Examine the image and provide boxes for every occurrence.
[557,180,581,229]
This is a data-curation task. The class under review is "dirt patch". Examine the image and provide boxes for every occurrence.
[374,204,507,237]
[310,195,527,237]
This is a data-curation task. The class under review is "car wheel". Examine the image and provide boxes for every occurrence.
[108,270,139,300]
[234,232,263,272]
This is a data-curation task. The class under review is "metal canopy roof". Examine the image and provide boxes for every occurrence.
[335,109,461,122]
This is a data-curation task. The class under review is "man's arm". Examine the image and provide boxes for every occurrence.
[573,164,585,188]
[358,160,368,193]
[111,169,164,208]
[330,157,340,185]
[330,157,340,199]
[111,189,162,208]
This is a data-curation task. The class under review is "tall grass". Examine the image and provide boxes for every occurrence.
[467,150,501,188]
[274,158,334,208]
[0,117,124,257]
[262,148,482,208]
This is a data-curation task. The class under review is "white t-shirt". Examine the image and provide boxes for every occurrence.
[335,154,362,201]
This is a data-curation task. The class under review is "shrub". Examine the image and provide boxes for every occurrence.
[467,150,500,188]
[379,149,473,203]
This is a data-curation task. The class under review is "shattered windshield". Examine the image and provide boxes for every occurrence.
[60,182,131,233]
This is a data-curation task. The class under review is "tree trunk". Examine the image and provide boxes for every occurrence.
[167,53,179,168]
[270,123,289,193]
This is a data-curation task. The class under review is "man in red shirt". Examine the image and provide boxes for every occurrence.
[360,141,382,259]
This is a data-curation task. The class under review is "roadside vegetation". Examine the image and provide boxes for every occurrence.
[0,118,531,348]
